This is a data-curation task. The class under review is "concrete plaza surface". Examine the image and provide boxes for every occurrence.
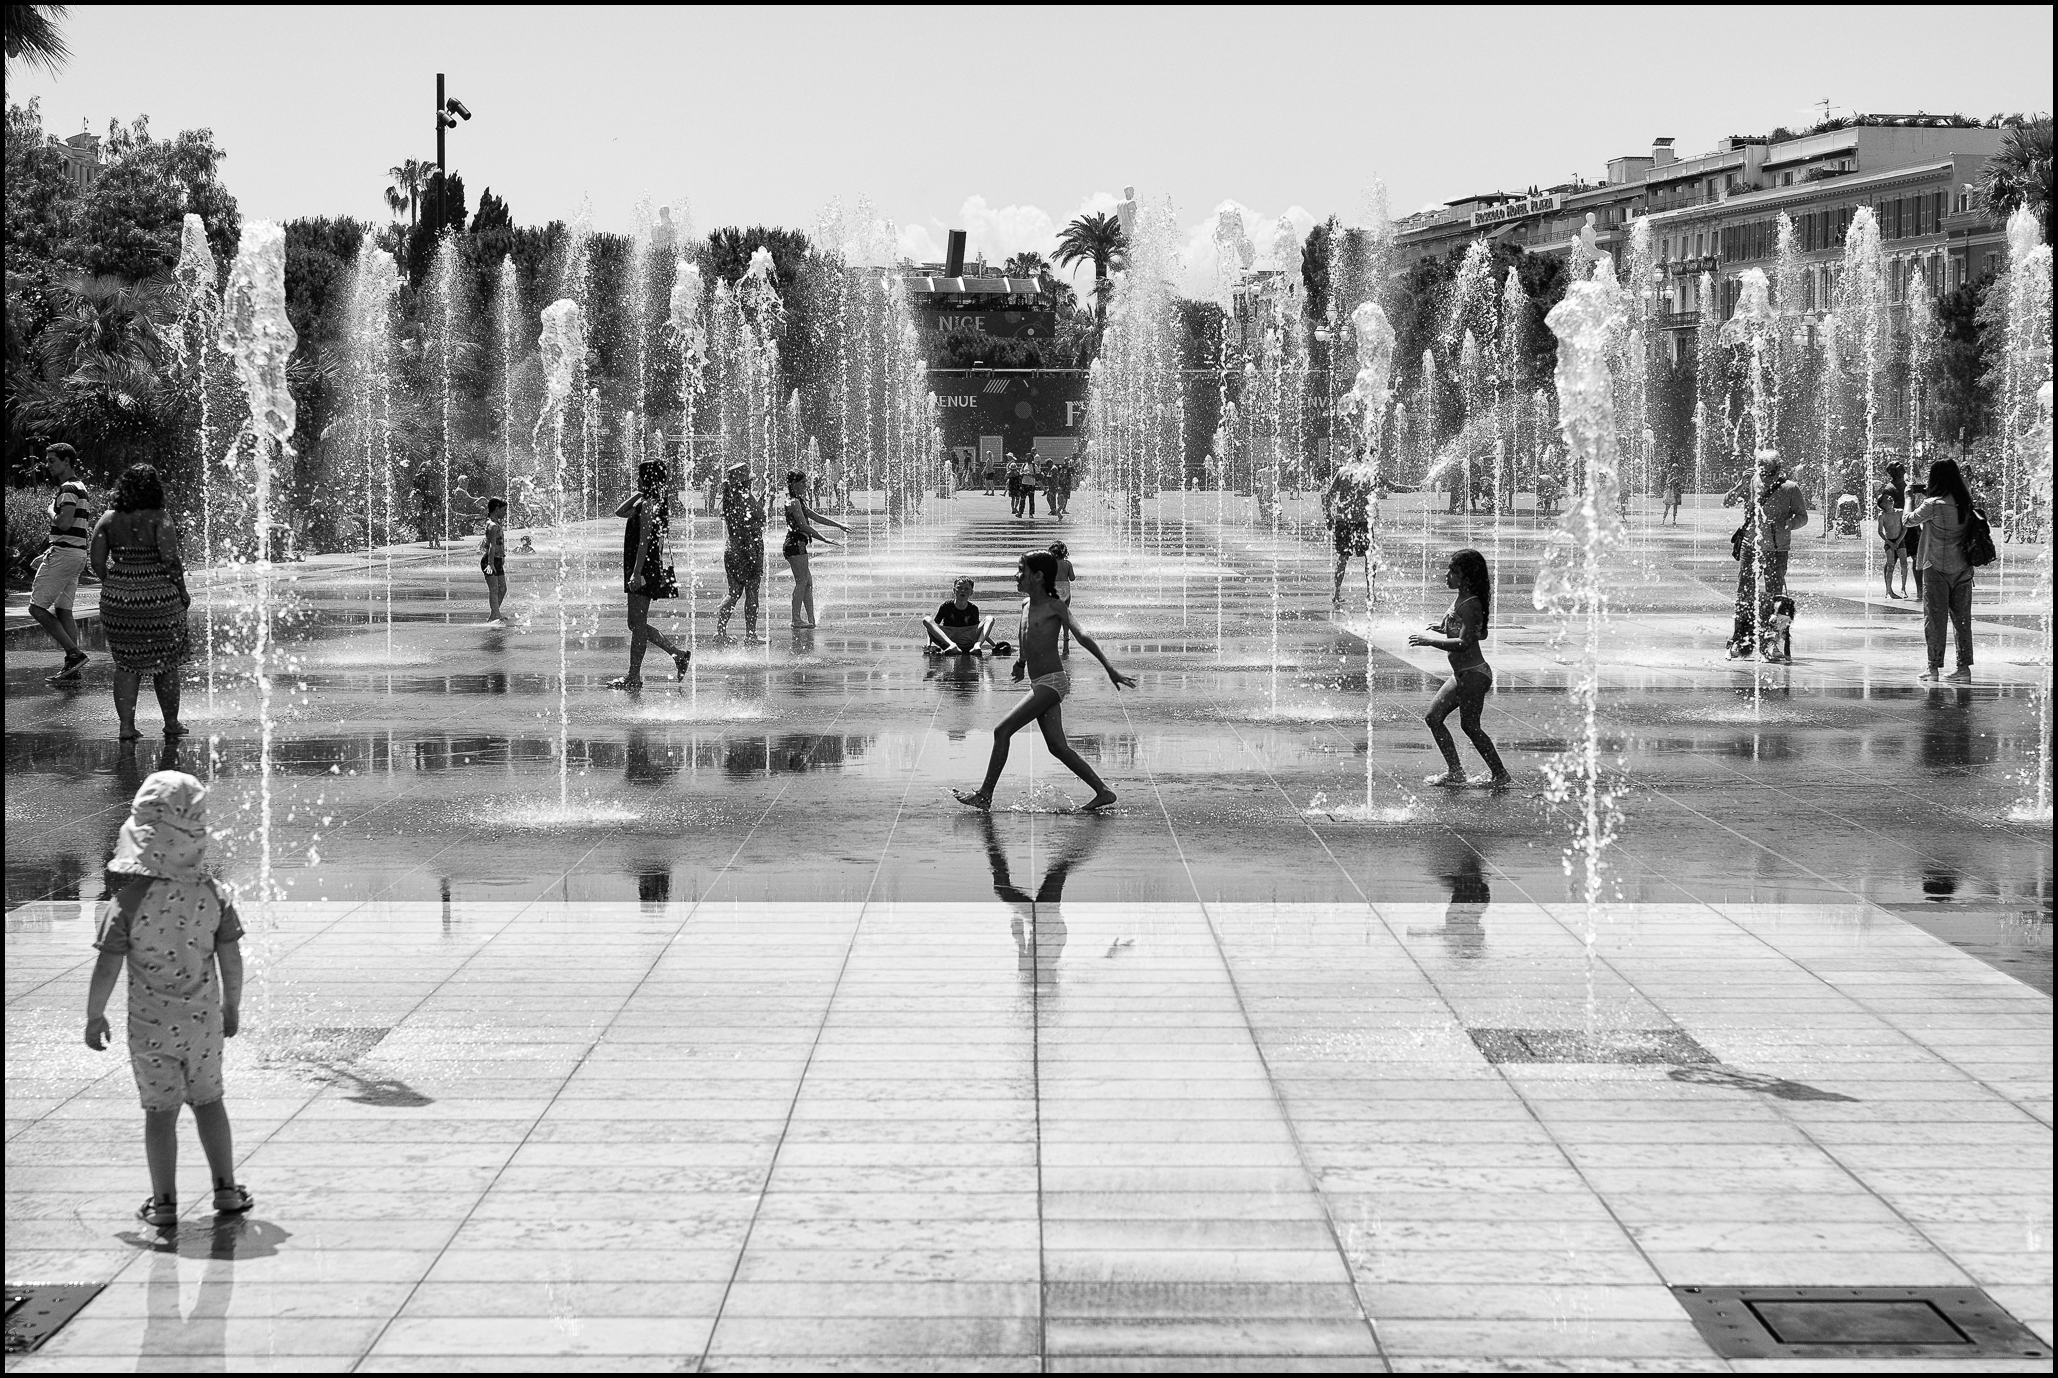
[5,492,2051,1370]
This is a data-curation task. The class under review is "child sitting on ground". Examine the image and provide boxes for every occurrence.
[924,577,998,654]
[85,771,253,1228]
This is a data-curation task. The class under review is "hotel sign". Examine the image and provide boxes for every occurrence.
[1470,192,1563,228]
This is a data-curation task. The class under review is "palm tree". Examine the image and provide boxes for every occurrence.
[3,4,70,76]
[1977,115,2054,241]
[1054,212,1127,321]
[14,272,181,465]
[35,273,178,395]
[1002,251,1050,280]
[386,159,433,229]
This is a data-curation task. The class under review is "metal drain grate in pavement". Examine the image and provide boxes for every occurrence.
[297,1027,391,1054]
[1469,1027,1715,1065]
[1673,1286,2054,1360]
[4,1283,105,1354]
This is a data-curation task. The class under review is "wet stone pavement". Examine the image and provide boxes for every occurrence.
[5,491,2051,1371]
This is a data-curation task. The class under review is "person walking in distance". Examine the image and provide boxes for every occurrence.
[1725,452,1808,660]
[610,459,691,690]
[714,461,766,642]
[29,443,96,683]
[1324,455,1376,609]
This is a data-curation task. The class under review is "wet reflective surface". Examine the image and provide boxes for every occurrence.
[5,495,2051,1369]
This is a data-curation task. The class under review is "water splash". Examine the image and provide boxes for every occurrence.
[1835,208,1889,538]
[216,221,299,932]
[537,299,589,813]
[343,241,401,656]
[171,215,221,714]
[1536,271,1626,921]
[497,255,522,514]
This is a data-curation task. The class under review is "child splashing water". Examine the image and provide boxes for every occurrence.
[1408,548,1512,789]
[954,551,1136,813]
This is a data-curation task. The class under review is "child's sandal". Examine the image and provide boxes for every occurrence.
[213,1183,254,1215]
[137,1195,178,1227]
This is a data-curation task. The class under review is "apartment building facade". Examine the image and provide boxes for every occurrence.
[1390,119,2010,361]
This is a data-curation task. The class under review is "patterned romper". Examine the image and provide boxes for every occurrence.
[95,876,244,1111]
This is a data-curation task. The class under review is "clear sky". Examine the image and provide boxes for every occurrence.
[12,4,2052,289]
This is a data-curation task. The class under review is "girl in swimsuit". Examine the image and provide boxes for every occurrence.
[954,551,1137,813]
[782,469,847,628]
[1408,548,1511,789]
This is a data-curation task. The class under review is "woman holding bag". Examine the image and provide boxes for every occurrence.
[1905,458,1979,684]
[610,459,690,691]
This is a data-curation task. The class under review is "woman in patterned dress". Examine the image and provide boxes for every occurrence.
[88,464,191,741]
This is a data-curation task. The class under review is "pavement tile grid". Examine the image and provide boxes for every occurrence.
[5,895,2051,1371]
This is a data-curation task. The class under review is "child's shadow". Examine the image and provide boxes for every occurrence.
[120,1212,293,1260]
[1405,841,1491,959]
[976,811,1113,992]
[113,1222,290,1370]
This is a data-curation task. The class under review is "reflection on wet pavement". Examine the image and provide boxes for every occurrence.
[6,499,2050,1368]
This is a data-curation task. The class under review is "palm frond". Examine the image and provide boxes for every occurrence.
[3,3,70,76]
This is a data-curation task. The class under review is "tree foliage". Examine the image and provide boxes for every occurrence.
[1054,212,1126,318]
[3,3,69,75]
[65,115,241,278]
[3,98,75,276]
[1977,114,2053,242]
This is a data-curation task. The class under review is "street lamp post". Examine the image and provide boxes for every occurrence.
[433,72,472,233]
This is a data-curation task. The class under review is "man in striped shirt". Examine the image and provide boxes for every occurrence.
[30,443,95,681]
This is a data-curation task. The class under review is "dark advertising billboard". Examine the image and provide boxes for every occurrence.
[928,370,1087,482]
[916,305,1056,341]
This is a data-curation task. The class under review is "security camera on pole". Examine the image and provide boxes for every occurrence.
[434,73,472,232]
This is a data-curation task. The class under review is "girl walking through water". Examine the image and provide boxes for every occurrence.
[1408,548,1511,789]
[954,551,1136,813]
[610,460,691,690]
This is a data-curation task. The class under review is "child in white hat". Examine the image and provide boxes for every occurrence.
[84,770,253,1227]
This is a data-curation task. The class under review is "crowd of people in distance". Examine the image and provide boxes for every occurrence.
[952,446,1079,518]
